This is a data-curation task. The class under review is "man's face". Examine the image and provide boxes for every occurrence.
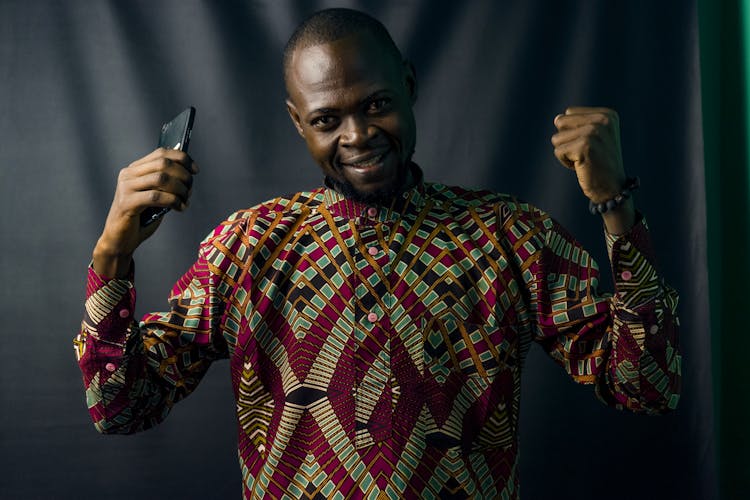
[285,33,417,203]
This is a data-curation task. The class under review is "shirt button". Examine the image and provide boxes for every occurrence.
[649,324,659,334]
[367,312,378,322]
[368,246,378,256]
[119,309,130,318]
[105,362,117,372]
[620,270,633,281]
[367,207,378,217]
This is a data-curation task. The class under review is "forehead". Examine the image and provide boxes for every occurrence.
[287,34,401,107]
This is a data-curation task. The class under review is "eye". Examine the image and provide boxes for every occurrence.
[310,115,338,130]
[366,97,392,114]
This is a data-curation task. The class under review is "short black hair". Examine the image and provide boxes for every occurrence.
[283,8,403,83]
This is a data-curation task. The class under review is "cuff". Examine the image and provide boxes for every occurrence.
[82,264,137,346]
[605,216,662,309]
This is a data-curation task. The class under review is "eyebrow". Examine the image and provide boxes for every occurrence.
[307,107,337,119]
[305,90,393,121]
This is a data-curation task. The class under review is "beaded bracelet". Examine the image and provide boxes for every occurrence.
[588,176,640,215]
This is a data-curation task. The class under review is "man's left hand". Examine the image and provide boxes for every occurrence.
[551,106,636,234]
[551,106,626,203]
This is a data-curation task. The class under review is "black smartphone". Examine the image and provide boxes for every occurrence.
[140,106,196,227]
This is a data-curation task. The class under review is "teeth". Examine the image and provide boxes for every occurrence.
[350,153,384,167]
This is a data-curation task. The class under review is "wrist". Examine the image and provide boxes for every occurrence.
[93,238,133,279]
[601,198,636,235]
[588,176,640,215]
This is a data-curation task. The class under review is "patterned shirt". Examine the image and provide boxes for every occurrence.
[74,174,680,499]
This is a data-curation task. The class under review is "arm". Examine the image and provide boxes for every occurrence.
[74,225,238,433]
[522,210,680,414]
[74,147,208,432]
[533,106,680,413]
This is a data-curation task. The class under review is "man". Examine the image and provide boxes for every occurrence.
[74,8,680,499]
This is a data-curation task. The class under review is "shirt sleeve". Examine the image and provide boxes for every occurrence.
[521,210,680,414]
[73,221,243,434]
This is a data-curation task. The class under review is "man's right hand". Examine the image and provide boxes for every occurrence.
[92,148,199,278]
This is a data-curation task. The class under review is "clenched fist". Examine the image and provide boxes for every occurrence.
[551,106,635,234]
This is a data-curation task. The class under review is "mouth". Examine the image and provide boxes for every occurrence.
[340,149,389,171]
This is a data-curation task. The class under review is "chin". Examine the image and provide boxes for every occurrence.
[327,175,405,205]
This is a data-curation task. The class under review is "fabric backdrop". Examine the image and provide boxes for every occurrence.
[699,1,750,498]
[0,1,715,498]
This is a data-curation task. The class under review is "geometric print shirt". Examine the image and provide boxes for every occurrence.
[74,171,680,499]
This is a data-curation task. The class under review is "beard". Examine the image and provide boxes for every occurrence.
[325,163,411,205]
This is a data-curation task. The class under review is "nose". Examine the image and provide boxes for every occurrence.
[339,115,374,148]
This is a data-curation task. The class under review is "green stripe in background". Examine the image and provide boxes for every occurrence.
[699,0,750,498]
[744,2,750,183]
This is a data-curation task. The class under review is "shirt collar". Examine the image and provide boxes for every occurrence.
[322,163,426,222]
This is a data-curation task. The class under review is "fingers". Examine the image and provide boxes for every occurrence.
[115,149,198,215]
[126,170,192,208]
[551,106,619,170]
[564,106,614,115]
[551,119,602,170]
[130,147,199,174]
[553,136,591,169]
[122,154,194,186]
[554,107,618,131]
[550,123,599,148]
[133,189,188,212]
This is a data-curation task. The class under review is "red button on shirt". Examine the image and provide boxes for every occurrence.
[119,309,130,318]
[367,207,378,217]
[621,270,633,281]
[105,362,117,372]
[368,246,378,256]
[367,312,378,322]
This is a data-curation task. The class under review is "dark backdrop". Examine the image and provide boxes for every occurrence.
[0,1,715,499]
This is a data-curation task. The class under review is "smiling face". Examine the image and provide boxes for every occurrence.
[285,33,417,203]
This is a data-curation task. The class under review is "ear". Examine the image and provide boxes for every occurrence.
[403,60,418,105]
[286,98,305,138]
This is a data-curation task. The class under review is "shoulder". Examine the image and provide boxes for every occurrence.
[198,188,327,249]
[424,181,551,227]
